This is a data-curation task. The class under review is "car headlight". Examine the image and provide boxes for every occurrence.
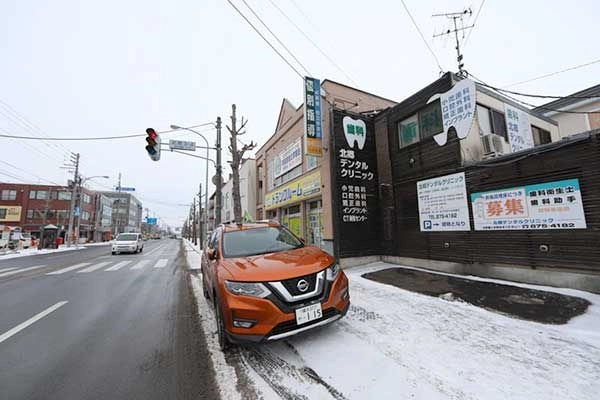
[225,281,271,298]
[326,262,341,281]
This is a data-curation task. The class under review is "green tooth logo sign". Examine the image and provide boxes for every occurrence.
[342,116,367,150]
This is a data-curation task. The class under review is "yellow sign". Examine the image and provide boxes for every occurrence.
[307,138,323,157]
[0,205,22,222]
[265,171,321,210]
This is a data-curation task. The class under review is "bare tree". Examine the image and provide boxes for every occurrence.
[227,104,255,224]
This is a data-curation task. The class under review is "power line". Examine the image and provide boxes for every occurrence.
[225,0,305,79]
[0,127,65,165]
[0,170,28,182]
[468,72,600,114]
[475,81,600,100]
[464,0,486,46]
[0,159,63,186]
[266,0,358,84]
[503,58,600,88]
[400,0,443,73]
[239,0,311,76]
[0,123,213,141]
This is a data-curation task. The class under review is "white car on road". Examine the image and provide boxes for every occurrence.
[111,233,144,255]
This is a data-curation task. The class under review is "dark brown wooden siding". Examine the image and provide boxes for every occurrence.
[388,131,600,273]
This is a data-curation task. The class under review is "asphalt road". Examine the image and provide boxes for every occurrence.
[0,239,219,400]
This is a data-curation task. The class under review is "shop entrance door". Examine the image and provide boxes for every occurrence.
[281,205,302,238]
[306,200,323,245]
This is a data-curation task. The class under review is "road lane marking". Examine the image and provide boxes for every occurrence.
[77,262,111,273]
[153,259,168,268]
[0,301,68,344]
[0,265,47,278]
[0,267,18,273]
[131,260,150,270]
[144,245,165,257]
[105,261,131,271]
[46,263,91,275]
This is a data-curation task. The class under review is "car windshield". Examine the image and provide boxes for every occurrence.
[116,234,138,241]
[222,226,303,258]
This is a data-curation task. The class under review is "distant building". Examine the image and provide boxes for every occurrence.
[220,158,257,224]
[534,83,600,138]
[93,194,113,242]
[98,192,143,234]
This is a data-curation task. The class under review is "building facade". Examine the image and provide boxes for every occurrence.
[255,80,397,253]
[534,83,600,138]
[97,192,143,235]
[0,183,97,242]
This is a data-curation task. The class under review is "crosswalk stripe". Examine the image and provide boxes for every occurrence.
[0,267,18,273]
[153,259,168,268]
[105,261,131,271]
[131,260,150,270]
[0,265,46,278]
[46,263,91,275]
[78,262,111,273]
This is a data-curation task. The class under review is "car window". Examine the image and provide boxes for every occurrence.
[222,226,303,258]
[116,234,138,241]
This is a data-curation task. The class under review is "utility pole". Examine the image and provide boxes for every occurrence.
[114,172,122,237]
[215,116,223,226]
[66,153,80,247]
[433,8,473,76]
[198,183,203,246]
[192,197,197,246]
[227,104,255,225]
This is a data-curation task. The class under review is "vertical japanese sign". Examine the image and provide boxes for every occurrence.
[471,178,587,230]
[332,111,380,257]
[304,77,323,157]
[417,172,471,231]
[428,78,476,146]
[504,104,534,153]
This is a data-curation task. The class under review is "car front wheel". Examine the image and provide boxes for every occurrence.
[214,299,230,351]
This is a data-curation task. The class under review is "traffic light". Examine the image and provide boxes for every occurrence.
[145,128,161,161]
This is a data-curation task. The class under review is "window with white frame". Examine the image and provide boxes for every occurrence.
[1,190,16,201]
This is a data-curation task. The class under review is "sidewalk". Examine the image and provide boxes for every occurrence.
[0,242,111,260]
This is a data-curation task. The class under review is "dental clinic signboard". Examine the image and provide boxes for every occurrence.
[332,110,380,257]
[428,78,476,146]
[471,178,587,230]
[417,172,471,231]
[304,76,323,157]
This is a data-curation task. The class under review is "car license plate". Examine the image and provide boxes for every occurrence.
[295,303,322,325]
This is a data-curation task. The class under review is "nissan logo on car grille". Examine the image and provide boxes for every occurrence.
[296,279,309,292]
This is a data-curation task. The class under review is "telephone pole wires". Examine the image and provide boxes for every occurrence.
[65,153,80,247]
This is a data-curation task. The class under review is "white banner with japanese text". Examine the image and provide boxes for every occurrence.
[504,104,534,153]
[428,78,476,146]
[417,172,471,231]
[471,178,587,230]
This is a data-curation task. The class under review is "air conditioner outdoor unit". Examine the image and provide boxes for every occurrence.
[482,134,506,157]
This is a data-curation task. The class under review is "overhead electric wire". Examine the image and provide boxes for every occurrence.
[225,0,305,79]
[239,0,311,76]
[474,81,600,100]
[503,58,600,88]
[464,0,486,46]
[468,71,600,114]
[0,123,214,141]
[0,159,63,186]
[399,0,443,73]
[266,0,358,84]
[0,127,65,165]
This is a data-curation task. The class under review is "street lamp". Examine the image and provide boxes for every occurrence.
[74,175,109,249]
[170,124,219,245]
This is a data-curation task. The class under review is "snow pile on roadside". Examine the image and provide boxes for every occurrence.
[183,240,242,400]
[0,245,82,260]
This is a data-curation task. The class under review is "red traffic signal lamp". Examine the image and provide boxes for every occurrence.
[145,128,161,161]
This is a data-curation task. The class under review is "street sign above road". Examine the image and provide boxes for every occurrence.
[146,217,158,225]
[169,140,196,151]
[115,187,136,192]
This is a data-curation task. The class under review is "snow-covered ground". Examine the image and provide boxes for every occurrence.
[183,240,600,400]
[0,241,110,260]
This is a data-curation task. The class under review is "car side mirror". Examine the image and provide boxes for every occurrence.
[207,248,217,260]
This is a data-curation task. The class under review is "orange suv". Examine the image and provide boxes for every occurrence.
[201,221,350,350]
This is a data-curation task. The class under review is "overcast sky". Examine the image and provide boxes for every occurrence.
[1,0,599,228]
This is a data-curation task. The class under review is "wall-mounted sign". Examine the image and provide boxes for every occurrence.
[274,138,302,178]
[417,172,471,231]
[115,187,136,192]
[264,171,321,210]
[0,205,22,222]
[304,76,323,157]
[428,78,476,146]
[332,111,380,258]
[504,104,534,153]
[471,178,587,230]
